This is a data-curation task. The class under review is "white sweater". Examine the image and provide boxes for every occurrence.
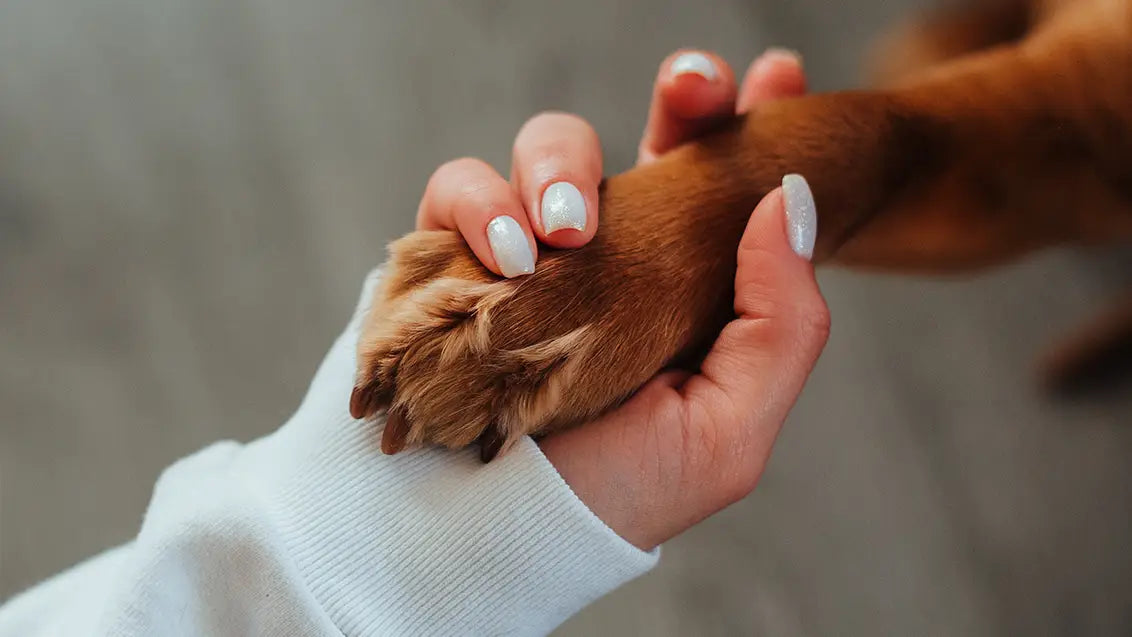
[0,272,658,636]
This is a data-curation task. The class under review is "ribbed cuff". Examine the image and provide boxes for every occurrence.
[235,270,658,636]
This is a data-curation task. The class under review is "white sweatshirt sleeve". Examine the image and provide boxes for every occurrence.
[0,270,658,637]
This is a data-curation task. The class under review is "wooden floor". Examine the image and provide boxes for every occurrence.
[1,0,1130,634]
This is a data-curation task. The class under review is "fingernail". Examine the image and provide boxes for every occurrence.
[782,174,817,260]
[671,52,717,81]
[541,182,587,234]
[487,216,535,277]
[761,47,803,68]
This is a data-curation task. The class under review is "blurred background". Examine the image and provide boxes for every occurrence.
[1,0,1131,634]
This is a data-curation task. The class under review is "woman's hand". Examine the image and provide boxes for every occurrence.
[414,48,807,277]
[416,48,827,550]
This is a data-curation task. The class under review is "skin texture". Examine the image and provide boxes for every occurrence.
[541,187,828,549]
[368,50,825,549]
[353,0,1132,472]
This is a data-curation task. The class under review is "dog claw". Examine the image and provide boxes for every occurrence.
[349,385,369,419]
[478,426,505,463]
[381,408,411,455]
[350,383,390,420]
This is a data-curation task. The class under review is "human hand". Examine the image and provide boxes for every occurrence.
[413,48,807,277]
[415,48,826,550]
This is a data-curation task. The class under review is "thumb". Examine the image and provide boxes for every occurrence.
[685,174,829,466]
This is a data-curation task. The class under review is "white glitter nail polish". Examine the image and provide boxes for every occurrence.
[487,216,535,277]
[541,182,587,234]
[782,174,817,260]
[671,52,718,80]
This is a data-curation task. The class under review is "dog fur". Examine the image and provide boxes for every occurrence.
[351,0,1132,459]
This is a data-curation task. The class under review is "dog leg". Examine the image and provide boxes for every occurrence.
[867,0,1033,86]
[354,5,1132,456]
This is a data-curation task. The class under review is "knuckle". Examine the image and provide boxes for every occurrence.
[734,246,830,348]
[795,296,832,345]
[734,248,789,315]
[422,159,488,227]
[516,112,556,142]
[517,112,599,151]
[430,158,502,201]
[421,158,517,228]
[430,157,491,184]
[735,241,778,273]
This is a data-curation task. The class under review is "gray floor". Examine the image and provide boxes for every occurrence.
[2,0,1131,634]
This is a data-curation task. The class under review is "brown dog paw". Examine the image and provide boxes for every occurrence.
[349,228,703,460]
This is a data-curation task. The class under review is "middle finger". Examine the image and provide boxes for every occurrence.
[511,111,603,249]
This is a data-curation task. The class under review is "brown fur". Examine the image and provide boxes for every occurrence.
[353,0,1132,457]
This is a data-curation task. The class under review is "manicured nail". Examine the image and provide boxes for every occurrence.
[487,216,535,277]
[541,182,587,234]
[671,52,717,80]
[782,174,817,260]
[760,47,803,68]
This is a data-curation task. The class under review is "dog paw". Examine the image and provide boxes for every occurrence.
[350,230,692,460]
[350,231,620,461]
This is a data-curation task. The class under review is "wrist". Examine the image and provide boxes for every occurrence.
[540,420,672,551]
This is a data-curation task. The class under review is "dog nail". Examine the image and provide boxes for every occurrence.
[349,385,373,419]
[671,52,717,80]
[381,408,411,455]
[478,426,506,463]
[782,174,817,260]
[541,182,587,234]
[487,216,535,277]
